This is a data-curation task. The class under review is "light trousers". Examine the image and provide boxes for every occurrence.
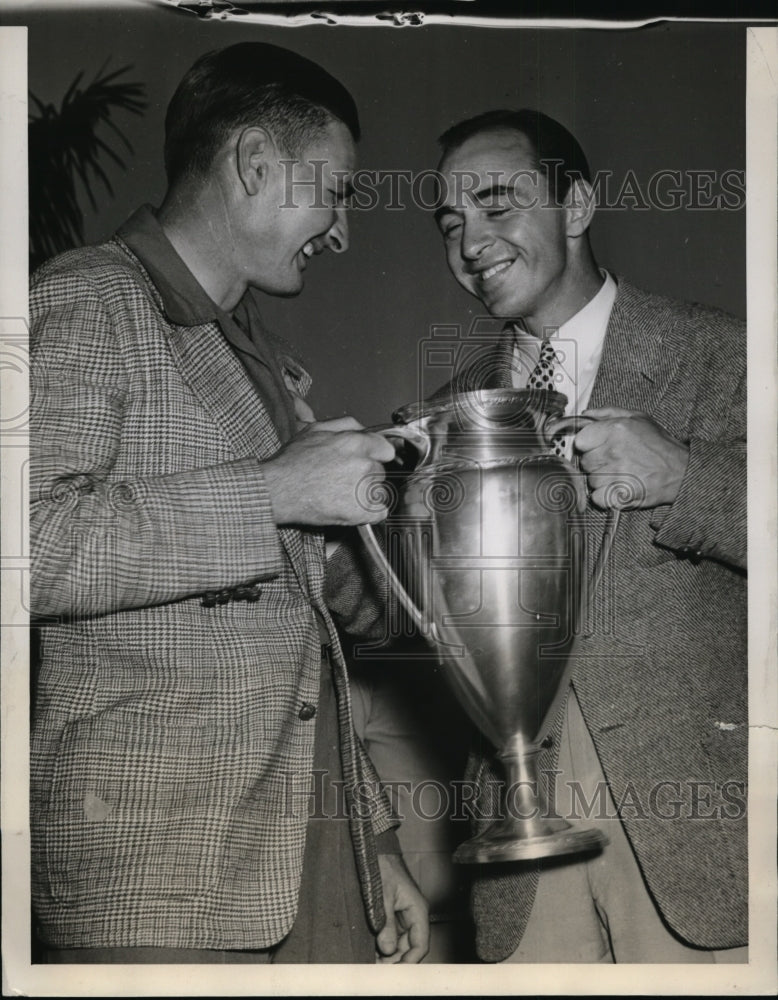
[505,689,748,964]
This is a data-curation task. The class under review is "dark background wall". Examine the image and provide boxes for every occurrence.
[8,4,746,425]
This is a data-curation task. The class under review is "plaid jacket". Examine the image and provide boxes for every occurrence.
[30,237,394,950]
[463,279,748,959]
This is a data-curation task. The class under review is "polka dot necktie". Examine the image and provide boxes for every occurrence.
[528,339,567,456]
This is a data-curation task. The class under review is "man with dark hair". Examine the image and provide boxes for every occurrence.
[438,108,592,201]
[30,41,428,964]
[163,42,362,186]
[432,109,747,963]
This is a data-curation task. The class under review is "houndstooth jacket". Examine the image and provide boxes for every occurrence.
[29,224,395,951]
[461,279,748,960]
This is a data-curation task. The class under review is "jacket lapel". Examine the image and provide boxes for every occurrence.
[588,277,685,414]
[165,321,313,595]
[579,278,689,604]
[166,321,282,459]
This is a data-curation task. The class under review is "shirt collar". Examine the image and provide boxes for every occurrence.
[556,269,617,360]
[511,270,617,360]
[116,204,224,327]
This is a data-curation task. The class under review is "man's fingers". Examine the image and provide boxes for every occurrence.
[589,486,620,510]
[359,496,391,525]
[291,393,316,426]
[377,932,409,964]
[577,446,630,476]
[302,423,396,464]
[582,406,638,419]
[376,916,399,958]
[575,410,646,453]
[320,428,397,464]
[575,419,622,453]
[577,446,607,473]
[308,416,364,433]
[399,905,431,963]
[588,476,644,509]
[362,431,400,464]
[375,853,430,964]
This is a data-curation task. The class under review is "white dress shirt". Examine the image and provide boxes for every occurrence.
[509,271,617,457]
[511,270,618,416]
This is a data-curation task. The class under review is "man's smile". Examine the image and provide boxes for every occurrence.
[477,259,514,282]
[297,241,316,270]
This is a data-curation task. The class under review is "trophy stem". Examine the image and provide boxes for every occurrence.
[453,735,608,864]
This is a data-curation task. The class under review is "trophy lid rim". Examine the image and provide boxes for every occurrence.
[392,388,568,425]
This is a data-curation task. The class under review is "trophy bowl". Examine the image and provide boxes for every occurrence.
[359,389,608,863]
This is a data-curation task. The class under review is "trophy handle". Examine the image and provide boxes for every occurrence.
[357,521,427,636]
[542,412,595,444]
[357,524,495,731]
[542,412,622,605]
[357,421,432,636]
[367,421,432,466]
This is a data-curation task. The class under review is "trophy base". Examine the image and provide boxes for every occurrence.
[454,820,607,864]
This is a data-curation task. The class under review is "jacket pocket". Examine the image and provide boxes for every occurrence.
[45,705,235,907]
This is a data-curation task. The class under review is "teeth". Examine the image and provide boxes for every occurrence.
[481,261,512,281]
[302,242,314,257]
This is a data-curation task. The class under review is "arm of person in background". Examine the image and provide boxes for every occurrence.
[30,274,394,620]
[322,528,392,638]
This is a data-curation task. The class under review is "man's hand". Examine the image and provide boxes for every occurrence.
[575,407,690,510]
[262,417,396,527]
[375,853,430,964]
[290,391,316,429]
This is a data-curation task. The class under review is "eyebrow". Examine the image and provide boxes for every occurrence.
[434,184,510,224]
[334,177,355,201]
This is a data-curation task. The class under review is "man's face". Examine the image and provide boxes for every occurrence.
[245,118,356,297]
[435,129,572,326]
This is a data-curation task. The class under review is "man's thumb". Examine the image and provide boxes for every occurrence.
[376,914,398,957]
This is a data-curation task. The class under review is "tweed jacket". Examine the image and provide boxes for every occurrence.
[29,234,395,951]
[464,278,747,960]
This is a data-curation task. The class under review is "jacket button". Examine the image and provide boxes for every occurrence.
[540,735,554,749]
[298,703,316,721]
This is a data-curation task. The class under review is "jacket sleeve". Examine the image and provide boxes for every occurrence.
[355,735,403,842]
[324,528,391,638]
[30,273,285,620]
[650,365,746,572]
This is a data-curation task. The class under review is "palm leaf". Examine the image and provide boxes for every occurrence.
[29,64,147,270]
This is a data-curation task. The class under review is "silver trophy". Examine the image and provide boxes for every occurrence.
[359,388,612,863]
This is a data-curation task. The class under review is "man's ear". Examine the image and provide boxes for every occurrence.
[236,126,273,196]
[564,179,596,238]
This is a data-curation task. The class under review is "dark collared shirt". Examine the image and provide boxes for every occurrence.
[117,204,297,444]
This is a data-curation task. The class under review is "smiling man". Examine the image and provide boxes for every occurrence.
[436,125,601,335]
[29,42,428,964]
[433,109,747,963]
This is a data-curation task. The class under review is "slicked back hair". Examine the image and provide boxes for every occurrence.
[164,42,360,186]
[438,108,590,202]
